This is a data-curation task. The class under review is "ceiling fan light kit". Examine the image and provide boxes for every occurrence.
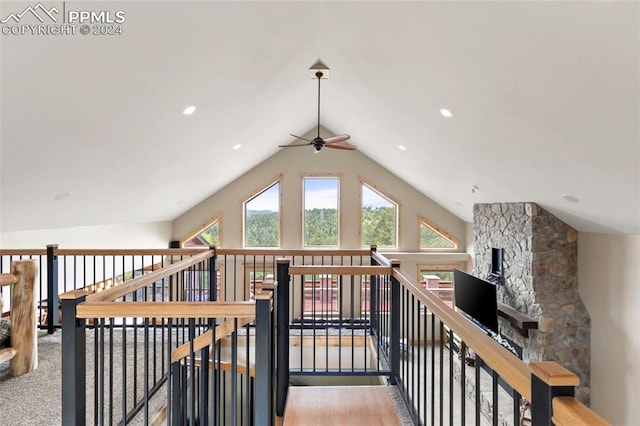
[279,60,354,153]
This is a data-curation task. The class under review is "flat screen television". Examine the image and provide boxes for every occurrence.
[454,269,499,333]
[491,247,503,278]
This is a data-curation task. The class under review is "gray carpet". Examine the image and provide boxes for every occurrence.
[0,331,412,426]
[0,331,63,425]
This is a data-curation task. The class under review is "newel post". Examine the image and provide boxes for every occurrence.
[46,244,59,334]
[208,245,217,301]
[255,292,274,426]
[389,259,401,385]
[9,260,38,376]
[369,245,379,334]
[529,362,579,426]
[275,258,290,417]
[61,289,87,426]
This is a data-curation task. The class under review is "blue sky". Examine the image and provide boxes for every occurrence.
[246,179,392,211]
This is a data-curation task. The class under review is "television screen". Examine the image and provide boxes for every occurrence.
[454,269,499,333]
[491,247,503,277]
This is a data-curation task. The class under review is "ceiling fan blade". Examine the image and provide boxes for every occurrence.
[278,142,313,148]
[325,143,356,151]
[289,133,313,142]
[323,134,350,145]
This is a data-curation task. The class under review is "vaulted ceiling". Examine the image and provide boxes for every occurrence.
[1,1,638,235]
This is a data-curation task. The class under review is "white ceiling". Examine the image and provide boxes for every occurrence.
[1,1,638,235]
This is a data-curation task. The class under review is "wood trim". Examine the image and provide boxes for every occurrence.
[358,177,400,251]
[88,250,213,302]
[391,266,533,401]
[289,265,391,276]
[552,397,610,426]
[241,175,283,249]
[217,248,370,257]
[9,260,38,376]
[149,401,167,426]
[417,214,460,251]
[0,249,46,256]
[371,249,391,266]
[0,274,18,287]
[0,348,17,363]
[497,302,538,337]
[530,362,580,387]
[171,317,254,363]
[289,335,368,348]
[60,289,89,300]
[179,213,223,247]
[76,301,256,319]
[55,248,207,256]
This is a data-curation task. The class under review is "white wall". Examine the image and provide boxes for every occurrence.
[172,129,466,252]
[0,221,172,249]
[579,233,640,425]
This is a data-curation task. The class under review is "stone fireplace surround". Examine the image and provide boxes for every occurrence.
[473,202,590,404]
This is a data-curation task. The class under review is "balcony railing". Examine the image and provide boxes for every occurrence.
[46,246,608,425]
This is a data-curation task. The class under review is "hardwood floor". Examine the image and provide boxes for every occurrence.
[283,385,401,425]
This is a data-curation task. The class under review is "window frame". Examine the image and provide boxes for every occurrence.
[242,177,282,248]
[302,174,341,248]
[180,213,223,248]
[359,177,400,250]
[417,215,459,252]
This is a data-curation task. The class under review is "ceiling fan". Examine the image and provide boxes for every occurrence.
[280,61,355,152]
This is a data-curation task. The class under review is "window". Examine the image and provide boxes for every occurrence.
[419,216,457,250]
[184,219,221,247]
[244,181,280,247]
[303,177,339,247]
[417,265,460,310]
[361,182,398,249]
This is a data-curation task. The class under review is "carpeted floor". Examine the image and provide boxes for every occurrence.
[0,331,64,425]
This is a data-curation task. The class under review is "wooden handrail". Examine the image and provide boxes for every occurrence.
[370,249,391,266]
[171,316,254,363]
[552,397,610,425]
[76,301,256,319]
[55,248,208,256]
[0,274,18,287]
[0,249,46,256]
[391,265,533,401]
[88,250,213,302]
[289,265,391,276]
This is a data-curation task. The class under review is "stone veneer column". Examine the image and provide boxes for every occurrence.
[473,202,590,404]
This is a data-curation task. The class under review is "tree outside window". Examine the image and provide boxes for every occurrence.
[304,177,339,247]
[361,184,397,248]
[244,182,280,247]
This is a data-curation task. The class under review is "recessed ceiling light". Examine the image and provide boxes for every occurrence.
[54,192,72,201]
[562,194,580,203]
[398,145,407,151]
[439,108,453,118]
[233,144,242,150]
[182,105,196,115]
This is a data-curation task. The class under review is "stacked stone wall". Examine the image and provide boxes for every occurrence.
[473,202,590,404]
